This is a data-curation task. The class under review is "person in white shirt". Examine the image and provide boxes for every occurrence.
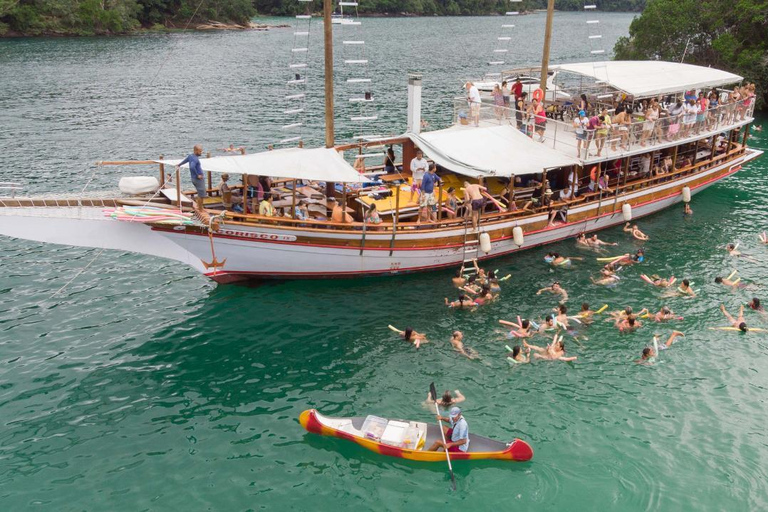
[409,149,430,202]
[466,82,482,127]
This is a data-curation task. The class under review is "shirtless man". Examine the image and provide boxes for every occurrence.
[616,316,642,332]
[463,181,488,230]
[577,303,596,324]
[624,222,649,241]
[591,268,620,286]
[636,331,685,364]
[524,335,577,361]
[537,315,558,334]
[449,331,479,359]
[726,243,741,256]
[720,304,748,332]
[554,304,570,328]
[536,282,569,302]
[677,279,696,298]
[588,234,618,247]
[452,269,466,288]
[651,305,678,322]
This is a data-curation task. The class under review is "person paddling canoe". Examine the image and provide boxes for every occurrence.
[428,407,470,453]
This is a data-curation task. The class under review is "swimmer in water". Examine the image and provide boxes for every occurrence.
[536,281,569,302]
[747,297,766,315]
[591,269,620,286]
[554,304,570,328]
[576,302,597,324]
[624,222,649,241]
[471,285,497,306]
[544,252,572,267]
[487,271,501,294]
[644,274,675,287]
[445,295,478,309]
[609,306,636,322]
[636,331,685,364]
[588,234,618,247]
[616,315,642,332]
[677,279,696,298]
[651,305,678,322]
[726,243,741,256]
[425,389,466,409]
[393,326,428,349]
[463,275,482,295]
[684,203,693,215]
[720,304,748,332]
[537,315,558,334]
[452,268,466,288]
[715,275,741,288]
[506,345,530,364]
[524,335,577,361]
[449,331,479,359]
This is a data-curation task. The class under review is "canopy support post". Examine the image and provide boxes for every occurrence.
[206,152,212,192]
[508,174,515,212]
[158,155,165,188]
[438,180,443,222]
[243,174,249,214]
[389,184,400,257]
[291,179,297,218]
[175,167,182,208]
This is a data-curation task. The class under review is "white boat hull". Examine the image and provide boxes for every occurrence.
[0,149,760,282]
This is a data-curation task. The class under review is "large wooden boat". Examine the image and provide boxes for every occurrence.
[0,5,762,283]
[299,409,534,462]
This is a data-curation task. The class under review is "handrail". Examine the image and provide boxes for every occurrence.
[453,95,756,161]
[213,144,745,235]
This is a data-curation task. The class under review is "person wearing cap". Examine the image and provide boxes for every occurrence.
[573,110,589,158]
[428,406,470,453]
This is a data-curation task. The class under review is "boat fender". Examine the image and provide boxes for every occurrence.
[479,232,492,253]
[512,226,524,246]
[682,186,691,203]
[119,176,160,195]
[622,203,632,222]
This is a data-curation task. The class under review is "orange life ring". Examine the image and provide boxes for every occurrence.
[532,88,544,102]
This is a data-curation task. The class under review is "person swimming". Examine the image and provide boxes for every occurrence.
[425,389,466,409]
[449,331,479,359]
[392,326,428,349]
[544,252,575,267]
[452,269,467,288]
[472,285,496,305]
[445,295,478,308]
[636,331,685,364]
[524,335,577,361]
[536,281,569,302]
[591,268,620,286]
[720,304,748,332]
[624,222,649,241]
[677,279,696,297]
[506,345,530,364]
[616,315,642,332]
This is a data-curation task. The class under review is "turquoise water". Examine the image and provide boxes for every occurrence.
[2,12,768,511]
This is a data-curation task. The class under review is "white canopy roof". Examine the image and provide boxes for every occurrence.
[158,147,366,183]
[550,61,743,98]
[409,124,578,178]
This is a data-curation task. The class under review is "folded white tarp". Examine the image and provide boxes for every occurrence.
[156,147,366,183]
[550,61,743,98]
[409,124,578,178]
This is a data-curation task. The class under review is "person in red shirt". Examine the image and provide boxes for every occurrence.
[511,77,523,100]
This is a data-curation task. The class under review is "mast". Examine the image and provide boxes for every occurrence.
[324,0,335,148]
[539,0,555,95]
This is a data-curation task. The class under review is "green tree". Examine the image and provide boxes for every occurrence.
[614,0,768,107]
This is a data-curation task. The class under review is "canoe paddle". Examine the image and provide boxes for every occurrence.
[429,382,457,491]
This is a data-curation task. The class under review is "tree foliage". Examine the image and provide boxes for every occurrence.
[0,0,255,35]
[614,0,768,107]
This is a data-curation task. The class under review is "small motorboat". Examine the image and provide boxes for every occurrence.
[299,409,533,462]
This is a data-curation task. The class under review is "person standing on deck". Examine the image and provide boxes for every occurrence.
[511,77,523,101]
[176,144,206,210]
[466,82,482,127]
[428,407,470,453]
[419,164,441,224]
[409,149,430,203]
[515,92,528,132]
[463,181,487,230]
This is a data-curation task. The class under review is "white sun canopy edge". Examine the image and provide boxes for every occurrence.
[156,147,367,183]
[408,124,578,178]
[550,61,743,98]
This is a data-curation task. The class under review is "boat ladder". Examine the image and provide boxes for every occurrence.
[461,219,480,273]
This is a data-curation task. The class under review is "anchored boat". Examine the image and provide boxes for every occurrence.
[299,409,534,462]
[0,6,761,283]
